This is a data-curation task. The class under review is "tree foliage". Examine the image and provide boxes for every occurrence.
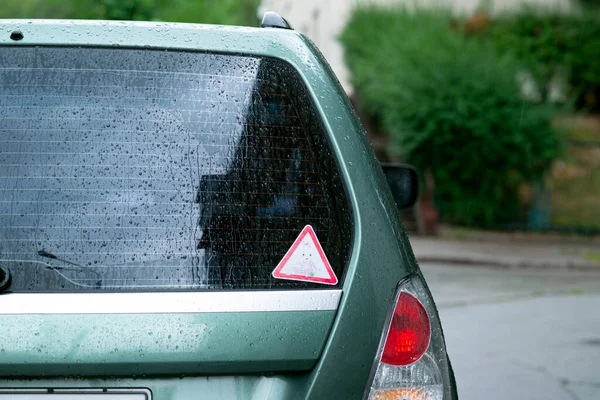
[1,0,261,26]
[484,10,600,111]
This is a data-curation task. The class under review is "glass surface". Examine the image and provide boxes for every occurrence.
[0,47,352,291]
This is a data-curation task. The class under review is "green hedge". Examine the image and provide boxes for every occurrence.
[341,7,561,227]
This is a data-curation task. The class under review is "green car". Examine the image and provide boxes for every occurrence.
[0,12,457,399]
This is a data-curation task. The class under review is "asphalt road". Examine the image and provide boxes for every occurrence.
[420,263,600,400]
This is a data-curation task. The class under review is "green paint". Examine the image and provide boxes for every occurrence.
[0,311,333,376]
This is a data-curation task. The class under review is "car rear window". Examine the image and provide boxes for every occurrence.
[0,47,352,291]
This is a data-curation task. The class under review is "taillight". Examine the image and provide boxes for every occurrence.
[381,292,430,366]
[364,275,452,400]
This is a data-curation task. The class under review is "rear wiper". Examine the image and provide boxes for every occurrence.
[0,252,102,290]
[38,249,81,270]
[37,249,101,278]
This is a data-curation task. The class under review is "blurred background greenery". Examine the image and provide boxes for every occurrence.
[341,4,600,233]
[2,0,599,234]
[1,0,260,26]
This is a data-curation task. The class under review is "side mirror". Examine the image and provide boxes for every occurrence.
[381,163,419,210]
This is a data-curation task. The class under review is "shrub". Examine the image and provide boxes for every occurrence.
[341,6,562,227]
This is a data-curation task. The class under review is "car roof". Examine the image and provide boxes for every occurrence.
[0,19,311,61]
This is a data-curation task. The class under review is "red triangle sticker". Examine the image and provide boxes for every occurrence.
[272,225,338,285]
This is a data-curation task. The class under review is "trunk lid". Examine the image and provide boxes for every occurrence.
[0,46,351,376]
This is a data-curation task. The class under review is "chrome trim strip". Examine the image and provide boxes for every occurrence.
[0,290,342,315]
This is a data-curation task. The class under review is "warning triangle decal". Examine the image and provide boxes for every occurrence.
[272,225,338,285]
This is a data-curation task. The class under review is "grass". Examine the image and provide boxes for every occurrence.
[581,250,600,263]
[553,114,600,143]
[548,115,600,229]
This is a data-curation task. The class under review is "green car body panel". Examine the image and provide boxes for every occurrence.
[0,19,434,399]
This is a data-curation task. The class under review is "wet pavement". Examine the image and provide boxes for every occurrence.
[421,262,600,400]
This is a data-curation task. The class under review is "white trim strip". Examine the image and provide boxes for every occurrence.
[0,290,342,315]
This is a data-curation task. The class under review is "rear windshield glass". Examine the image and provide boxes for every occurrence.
[0,47,352,292]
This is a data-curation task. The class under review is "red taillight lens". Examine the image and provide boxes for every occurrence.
[381,292,430,366]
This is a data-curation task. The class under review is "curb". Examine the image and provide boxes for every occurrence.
[415,255,600,272]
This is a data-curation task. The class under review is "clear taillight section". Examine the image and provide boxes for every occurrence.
[364,275,452,400]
